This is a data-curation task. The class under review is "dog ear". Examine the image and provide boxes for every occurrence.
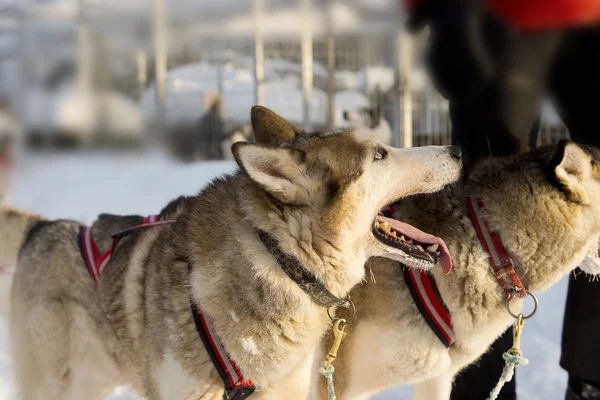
[550,140,593,204]
[251,106,299,145]
[232,142,310,205]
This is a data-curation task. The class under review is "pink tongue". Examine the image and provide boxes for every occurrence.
[376,215,453,274]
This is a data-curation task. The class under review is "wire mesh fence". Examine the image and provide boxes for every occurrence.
[0,2,571,157]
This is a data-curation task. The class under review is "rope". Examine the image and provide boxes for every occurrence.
[487,352,529,400]
[319,362,336,400]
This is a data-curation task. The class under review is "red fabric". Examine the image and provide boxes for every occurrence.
[485,0,600,30]
[403,0,421,14]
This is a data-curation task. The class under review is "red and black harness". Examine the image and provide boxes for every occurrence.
[382,198,528,348]
[78,215,256,399]
[78,215,349,399]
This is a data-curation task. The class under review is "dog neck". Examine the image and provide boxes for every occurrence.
[256,229,349,308]
[238,176,360,298]
[395,187,521,348]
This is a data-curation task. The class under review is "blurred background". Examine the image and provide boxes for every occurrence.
[0,0,569,158]
[0,1,573,399]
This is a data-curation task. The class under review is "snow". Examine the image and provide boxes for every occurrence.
[2,149,571,399]
[335,67,397,94]
[21,83,144,141]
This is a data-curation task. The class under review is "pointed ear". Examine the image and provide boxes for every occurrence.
[551,140,593,204]
[232,142,310,205]
[251,106,299,145]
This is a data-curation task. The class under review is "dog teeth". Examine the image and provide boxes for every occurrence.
[426,243,439,253]
[390,231,397,238]
[399,235,405,241]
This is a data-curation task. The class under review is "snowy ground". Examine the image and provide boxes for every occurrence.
[2,149,570,399]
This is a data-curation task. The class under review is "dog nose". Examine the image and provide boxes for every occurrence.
[450,146,462,160]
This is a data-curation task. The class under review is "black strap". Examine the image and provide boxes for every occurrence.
[257,230,348,309]
[189,265,255,400]
[402,265,453,348]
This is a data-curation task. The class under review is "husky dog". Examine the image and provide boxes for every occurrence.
[1,106,461,400]
[318,141,600,400]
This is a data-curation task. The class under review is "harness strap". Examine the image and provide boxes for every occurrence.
[78,215,176,284]
[257,230,349,309]
[403,265,456,347]
[189,276,255,399]
[466,197,528,301]
[78,214,254,399]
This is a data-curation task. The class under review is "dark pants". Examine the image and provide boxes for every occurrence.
[421,1,600,397]
[553,28,600,385]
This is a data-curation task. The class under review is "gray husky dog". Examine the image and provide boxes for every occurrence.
[0,106,461,400]
[318,141,600,400]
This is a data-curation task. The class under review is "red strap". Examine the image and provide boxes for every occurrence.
[80,214,254,391]
[405,267,456,347]
[466,197,528,301]
[81,215,175,283]
[81,227,101,284]
[195,302,253,389]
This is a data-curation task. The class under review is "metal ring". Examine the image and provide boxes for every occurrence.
[327,298,356,325]
[506,291,538,320]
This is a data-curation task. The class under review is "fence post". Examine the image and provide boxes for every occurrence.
[254,0,264,106]
[77,0,93,141]
[301,0,313,131]
[153,0,168,127]
[136,50,147,97]
[397,28,413,148]
[326,0,335,130]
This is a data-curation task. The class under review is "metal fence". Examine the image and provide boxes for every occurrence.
[0,1,570,156]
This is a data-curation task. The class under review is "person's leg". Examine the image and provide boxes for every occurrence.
[498,31,561,144]
[445,16,564,400]
[562,273,600,400]
[451,328,516,400]
[549,25,600,399]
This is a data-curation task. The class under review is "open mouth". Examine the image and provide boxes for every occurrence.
[373,214,452,274]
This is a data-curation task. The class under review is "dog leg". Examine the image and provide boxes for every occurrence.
[10,300,120,400]
[10,300,75,400]
[414,373,453,400]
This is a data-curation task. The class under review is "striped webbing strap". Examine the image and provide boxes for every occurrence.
[403,266,456,347]
[79,215,175,284]
[466,197,528,301]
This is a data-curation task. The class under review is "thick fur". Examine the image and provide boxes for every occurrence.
[318,141,600,400]
[4,107,462,400]
[0,207,46,316]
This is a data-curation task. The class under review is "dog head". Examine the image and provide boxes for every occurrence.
[233,106,462,291]
[467,140,600,291]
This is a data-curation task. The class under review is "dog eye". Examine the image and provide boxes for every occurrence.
[374,147,387,161]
